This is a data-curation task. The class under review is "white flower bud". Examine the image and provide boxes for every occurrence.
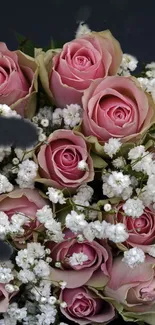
[55,262,61,268]
[104,203,112,212]
[59,281,67,289]
[5,284,15,293]
[48,296,57,305]
[40,297,47,304]
[60,301,67,308]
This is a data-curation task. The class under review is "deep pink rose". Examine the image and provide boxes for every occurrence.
[37,129,94,190]
[0,284,13,312]
[0,188,46,244]
[0,43,38,117]
[82,76,155,143]
[49,232,112,288]
[105,255,155,314]
[49,31,122,107]
[107,205,155,253]
[60,287,115,325]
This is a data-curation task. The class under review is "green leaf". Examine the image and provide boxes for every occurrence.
[56,203,72,225]
[91,151,107,169]
[144,139,155,150]
[97,197,121,209]
[15,32,35,57]
[117,142,134,158]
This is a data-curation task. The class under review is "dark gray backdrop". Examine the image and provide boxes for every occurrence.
[1,0,155,64]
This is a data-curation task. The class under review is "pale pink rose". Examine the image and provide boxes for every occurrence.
[105,255,155,313]
[0,43,38,117]
[49,231,112,288]
[82,76,155,143]
[0,188,47,244]
[37,129,94,190]
[107,205,155,253]
[49,31,122,107]
[60,286,115,325]
[0,284,12,312]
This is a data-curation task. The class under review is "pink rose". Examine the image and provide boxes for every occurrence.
[105,255,155,316]
[49,232,112,288]
[0,43,38,117]
[37,129,94,190]
[82,76,155,143]
[107,205,155,253]
[49,31,122,107]
[60,286,115,325]
[0,188,46,244]
[0,284,12,312]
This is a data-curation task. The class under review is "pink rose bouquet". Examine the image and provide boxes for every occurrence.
[0,22,155,325]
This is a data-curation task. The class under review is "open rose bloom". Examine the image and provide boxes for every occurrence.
[0,43,38,117]
[37,129,94,190]
[106,205,155,253]
[49,232,112,288]
[60,287,115,324]
[82,76,155,143]
[0,189,46,245]
[105,256,155,324]
[37,30,122,107]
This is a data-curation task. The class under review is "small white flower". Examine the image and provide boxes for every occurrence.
[103,171,132,198]
[119,54,138,74]
[75,22,91,38]
[46,187,66,204]
[16,159,38,189]
[60,301,67,308]
[40,119,49,127]
[105,223,129,243]
[69,252,88,266]
[123,247,145,268]
[112,157,125,169]
[18,269,36,283]
[52,108,63,125]
[78,160,88,171]
[5,284,15,293]
[48,296,57,305]
[104,138,121,158]
[59,281,67,289]
[0,104,20,118]
[104,203,112,212]
[39,133,46,142]
[148,245,155,257]
[55,262,61,268]
[65,210,87,233]
[62,104,82,128]
[33,260,50,277]
[123,198,144,218]
[0,174,14,194]
[0,266,14,283]
[146,62,155,70]
[36,205,53,223]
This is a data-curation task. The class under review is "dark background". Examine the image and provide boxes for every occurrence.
[1,0,155,65]
[1,0,153,324]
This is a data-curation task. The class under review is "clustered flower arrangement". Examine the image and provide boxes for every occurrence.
[0,22,155,325]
